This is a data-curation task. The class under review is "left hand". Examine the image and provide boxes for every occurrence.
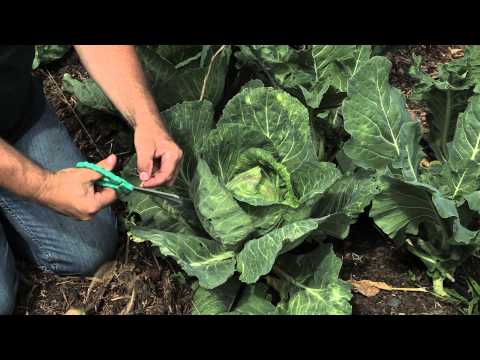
[134,122,183,188]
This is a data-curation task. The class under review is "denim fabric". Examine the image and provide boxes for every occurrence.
[0,105,119,314]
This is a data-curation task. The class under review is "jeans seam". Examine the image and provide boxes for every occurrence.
[0,197,56,273]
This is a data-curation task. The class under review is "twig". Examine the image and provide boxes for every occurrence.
[46,70,106,158]
[199,45,226,101]
[151,248,163,273]
[124,235,131,265]
[121,287,136,315]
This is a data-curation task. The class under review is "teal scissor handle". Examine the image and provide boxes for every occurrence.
[75,161,134,195]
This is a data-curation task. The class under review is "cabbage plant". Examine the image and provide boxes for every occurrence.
[120,82,379,314]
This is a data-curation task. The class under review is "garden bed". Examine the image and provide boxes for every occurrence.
[13,45,479,315]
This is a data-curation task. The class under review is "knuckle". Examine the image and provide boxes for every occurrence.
[82,204,99,217]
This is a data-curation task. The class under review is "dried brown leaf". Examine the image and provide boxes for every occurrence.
[350,279,428,298]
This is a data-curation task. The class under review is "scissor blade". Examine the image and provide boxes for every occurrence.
[133,186,182,204]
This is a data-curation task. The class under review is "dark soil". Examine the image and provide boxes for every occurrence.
[12,45,477,315]
[335,215,463,315]
[14,238,192,315]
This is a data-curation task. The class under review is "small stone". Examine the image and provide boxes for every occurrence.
[387,298,401,307]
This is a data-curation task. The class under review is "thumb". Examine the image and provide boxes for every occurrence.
[96,153,117,172]
[81,154,118,182]
[136,144,154,182]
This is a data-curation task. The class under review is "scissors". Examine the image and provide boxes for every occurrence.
[75,161,183,205]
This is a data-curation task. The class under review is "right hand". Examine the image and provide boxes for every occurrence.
[36,154,118,220]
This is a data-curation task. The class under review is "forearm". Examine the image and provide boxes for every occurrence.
[0,138,51,201]
[73,45,169,134]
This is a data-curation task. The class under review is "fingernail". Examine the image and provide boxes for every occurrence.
[140,172,150,181]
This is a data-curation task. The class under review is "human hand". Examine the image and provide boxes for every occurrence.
[134,122,183,188]
[36,154,118,220]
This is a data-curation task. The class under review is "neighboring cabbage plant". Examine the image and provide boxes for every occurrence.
[342,52,480,297]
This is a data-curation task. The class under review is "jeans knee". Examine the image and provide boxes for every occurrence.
[58,229,119,277]
[0,283,16,315]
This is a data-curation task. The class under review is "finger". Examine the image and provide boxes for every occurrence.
[166,163,181,187]
[136,143,155,182]
[81,154,118,182]
[94,187,118,209]
[142,153,179,188]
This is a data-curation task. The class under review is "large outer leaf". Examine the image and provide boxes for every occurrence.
[63,74,117,114]
[370,178,444,239]
[424,96,480,201]
[33,45,71,69]
[293,161,341,204]
[219,87,317,173]
[192,278,241,315]
[129,227,235,289]
[409,52,476,162]
[429,160,480,201]
[234,45,307,88]
[312,45,356,82]
[123,190,195,234]
[397,121,425,182]
[63,45,231,115]
[120,155,198,233]
[314,170,382,238]
[240,203,286,236]
[274,244,352,315]
[280,161,342,225]
[236,220,319,284]
[225,283,277,315]
[342,56,413,171]
[450,95,480,166]
[312,45,371,92]
[191,159,255,249]
[161,100,215,189]
[140,45,230,110]
[193,280,277,315]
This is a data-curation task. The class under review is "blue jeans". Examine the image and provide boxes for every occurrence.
[0,105,119,314]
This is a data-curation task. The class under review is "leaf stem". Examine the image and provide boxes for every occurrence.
[200,45,227,101]
[440,90,452,162]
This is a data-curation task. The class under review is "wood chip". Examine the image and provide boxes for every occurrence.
[64,307,86,315]
[350,279,428,298]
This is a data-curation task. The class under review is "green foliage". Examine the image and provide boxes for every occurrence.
[33,45,71,70]
[343,54,480,296]
[63,45,231,115]
[445,276,480,315]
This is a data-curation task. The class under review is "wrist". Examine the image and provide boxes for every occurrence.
[134,114,172,139]
[33,170,56,206]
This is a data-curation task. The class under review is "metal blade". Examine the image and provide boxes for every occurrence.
[133,186,183,204]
